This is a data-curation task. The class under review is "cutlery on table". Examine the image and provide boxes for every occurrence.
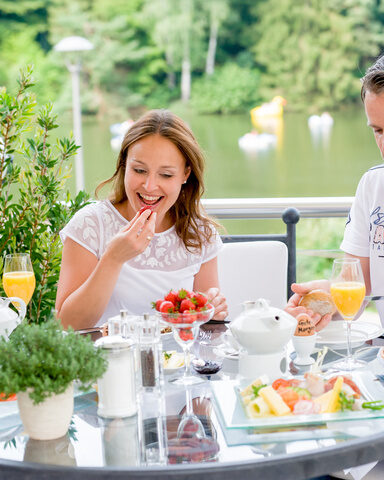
[365,295,384,302]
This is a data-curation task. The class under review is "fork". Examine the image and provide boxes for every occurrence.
[198,330,212,345]
[375,374,384,384]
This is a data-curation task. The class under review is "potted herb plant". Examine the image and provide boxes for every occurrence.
[0,319,107,440]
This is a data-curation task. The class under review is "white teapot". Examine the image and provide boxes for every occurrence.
[0,296,26,340]
[229,298,296,355]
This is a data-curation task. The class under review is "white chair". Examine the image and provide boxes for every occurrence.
[218,241,288,320]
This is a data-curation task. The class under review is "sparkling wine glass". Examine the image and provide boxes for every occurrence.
[157,305,214,386]
[330,257,366,371]
[3,253,36,309]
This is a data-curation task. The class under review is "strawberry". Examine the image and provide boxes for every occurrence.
[159,300,174,313]
[176,288,195,302]
[180,298,196,313]
[176,288,188,302]
[163,312,180,324]
[164,290,178,305]
[179,328,194,341]
[152,299,163,311]
[181,312,195,324]
[193,292,208,308]
[138,206,153,215]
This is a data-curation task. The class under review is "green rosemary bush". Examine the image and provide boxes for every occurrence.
[0,319,107,404]
[0,65,89,323]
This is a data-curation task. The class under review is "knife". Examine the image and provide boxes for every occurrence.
[364,295,384,302]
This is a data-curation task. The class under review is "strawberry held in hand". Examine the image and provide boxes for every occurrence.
[152,288,214,324]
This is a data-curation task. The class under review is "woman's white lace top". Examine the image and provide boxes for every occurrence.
[60,200,222,326]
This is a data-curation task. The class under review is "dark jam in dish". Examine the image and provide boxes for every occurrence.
[193,360,222,375]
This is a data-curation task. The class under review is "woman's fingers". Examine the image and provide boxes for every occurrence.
[126,209,153,235]
[204,287,228,320]
[213,310,228,321]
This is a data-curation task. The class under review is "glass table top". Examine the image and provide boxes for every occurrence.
[1,323,384,478]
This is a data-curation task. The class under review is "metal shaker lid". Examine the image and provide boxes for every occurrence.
[95,334,134,350]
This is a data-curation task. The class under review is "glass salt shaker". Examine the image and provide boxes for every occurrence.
[95,335,137,418]
[120,310,140,341]
[137,313,162,390]
[108,313,122,336]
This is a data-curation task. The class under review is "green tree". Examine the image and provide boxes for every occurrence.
[0,0,63,104]
[253,0,382,111]
[203,0,230,75]
[191,63,261,114]
[48,0,168,114]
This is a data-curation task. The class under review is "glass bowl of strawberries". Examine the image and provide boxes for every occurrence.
[153,289,214,385]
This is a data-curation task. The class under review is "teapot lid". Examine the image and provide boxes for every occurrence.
[234,298,296,331]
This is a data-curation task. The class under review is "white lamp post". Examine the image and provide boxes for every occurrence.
[54,36,94,193]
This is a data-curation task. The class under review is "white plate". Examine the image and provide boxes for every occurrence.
[162,351,185,374]
[211,370,384,430]
[316,320,383,349]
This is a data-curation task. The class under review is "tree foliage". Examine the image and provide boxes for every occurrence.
[1,0,384,113]
[191,63,261,114]
[0,65,89,323]
[252,0,383,111]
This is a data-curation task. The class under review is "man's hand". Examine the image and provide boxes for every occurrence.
[285,280,332,332]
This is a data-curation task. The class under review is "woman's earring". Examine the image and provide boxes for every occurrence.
[183,180,187,184]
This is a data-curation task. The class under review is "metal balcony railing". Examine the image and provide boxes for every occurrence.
[202,197,353,219]
[203,197,353,298]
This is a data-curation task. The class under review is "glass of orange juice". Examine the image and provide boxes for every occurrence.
[2,253,36,308]
[330,257,366,370]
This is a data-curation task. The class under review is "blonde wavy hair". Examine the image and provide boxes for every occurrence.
[96,109,219,252]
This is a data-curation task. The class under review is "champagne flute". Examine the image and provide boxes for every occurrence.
[157,305,214,386]
[330,257,366,371]
[2,253,36,308]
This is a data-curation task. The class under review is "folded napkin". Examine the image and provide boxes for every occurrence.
[345,461,378,480]
[332,461,378,480]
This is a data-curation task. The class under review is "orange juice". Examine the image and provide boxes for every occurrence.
[2,271,36,305]
[330,281,366,319]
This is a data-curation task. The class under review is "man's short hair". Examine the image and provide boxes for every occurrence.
[361,54,384,101]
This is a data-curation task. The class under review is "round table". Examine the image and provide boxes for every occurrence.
[1,323,384,480]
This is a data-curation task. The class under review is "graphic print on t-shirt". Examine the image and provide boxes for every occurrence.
[371,206,384,252]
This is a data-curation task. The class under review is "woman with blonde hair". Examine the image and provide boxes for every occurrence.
[56,109,227,329]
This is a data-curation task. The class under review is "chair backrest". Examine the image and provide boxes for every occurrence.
[218,241,288,320]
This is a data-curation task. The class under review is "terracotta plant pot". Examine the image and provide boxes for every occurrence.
[17,383,74,440]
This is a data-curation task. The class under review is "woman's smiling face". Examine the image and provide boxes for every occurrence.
[124,134,190,230]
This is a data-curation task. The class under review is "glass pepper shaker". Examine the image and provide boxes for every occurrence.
[95,335,137,418]
[137,313,162,390]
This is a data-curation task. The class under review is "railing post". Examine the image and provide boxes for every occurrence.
[282,207,300,298]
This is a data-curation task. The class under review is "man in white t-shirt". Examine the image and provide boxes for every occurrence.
[286,54,384,328]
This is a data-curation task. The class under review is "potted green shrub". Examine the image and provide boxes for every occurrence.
[0,319,107,440]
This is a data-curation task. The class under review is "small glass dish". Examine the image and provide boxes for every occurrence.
[192,342,224,376]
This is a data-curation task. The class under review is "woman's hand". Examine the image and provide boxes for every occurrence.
[105,210,157,265]
[205,287,228,321]
[285,279,332,332]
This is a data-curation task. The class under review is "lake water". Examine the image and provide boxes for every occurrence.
[59,107,379,200]
[56,107,380,277]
